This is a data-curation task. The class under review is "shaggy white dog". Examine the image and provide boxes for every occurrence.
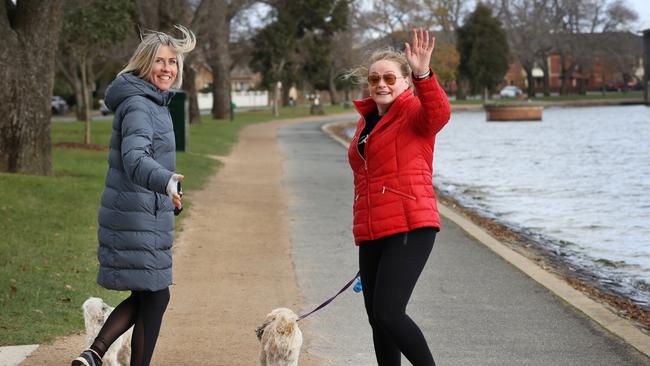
[82,297,132,366]
[256,308,303,366]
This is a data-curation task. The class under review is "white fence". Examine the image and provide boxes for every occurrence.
[198,91,269,110]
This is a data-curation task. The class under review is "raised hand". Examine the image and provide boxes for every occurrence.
[404,28,435,76]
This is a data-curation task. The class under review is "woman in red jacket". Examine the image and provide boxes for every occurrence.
[348,29,450,365]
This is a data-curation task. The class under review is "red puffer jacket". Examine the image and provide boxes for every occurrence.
[347,73,451,244]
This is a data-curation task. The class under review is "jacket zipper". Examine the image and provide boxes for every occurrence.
[382,186,417,200]
[154,192,159,217]
[355,117,372,239]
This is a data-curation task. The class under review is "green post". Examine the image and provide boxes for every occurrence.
[169,91,188,151]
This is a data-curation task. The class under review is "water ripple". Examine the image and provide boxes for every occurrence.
[434,105,650,308]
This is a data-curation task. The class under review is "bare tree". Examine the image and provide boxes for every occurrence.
[354,0,421,39]
[549,0,637,95]
[0,1,63,174]
[492,0,553,97]
[194,0,256,120]
[491,0,638,96]
[421,0,466,42]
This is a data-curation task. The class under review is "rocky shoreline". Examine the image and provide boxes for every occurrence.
[326,120,650,335]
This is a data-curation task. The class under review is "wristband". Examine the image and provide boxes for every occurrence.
[413,69,431,80]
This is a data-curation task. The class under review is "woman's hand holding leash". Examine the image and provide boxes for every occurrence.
[404,28,435,77]
[167,174,184,211]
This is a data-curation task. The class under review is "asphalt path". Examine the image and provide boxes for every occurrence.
[279,118,650,366]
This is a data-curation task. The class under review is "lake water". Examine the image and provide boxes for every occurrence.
[432,105,650,307]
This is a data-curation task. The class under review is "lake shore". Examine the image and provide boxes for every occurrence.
[326,120,650,336]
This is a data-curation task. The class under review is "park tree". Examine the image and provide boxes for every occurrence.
[134,0,206,123]
[0,1,63,175]
[57,0,135,144]
[251,0,350,113]
[489,0,553,97]
[354,0,422,38]
[351,0,464,96]
[194,0,256,120]
[250,0,305,116]
[456,3,510,100]
[420,0,467,43]
[297,0,350,105]
[430,39,460,90]
[135,0,193,31]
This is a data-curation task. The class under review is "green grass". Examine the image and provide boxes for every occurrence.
[0,104,348,345]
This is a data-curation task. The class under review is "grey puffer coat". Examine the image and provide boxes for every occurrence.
[97,72,176,291]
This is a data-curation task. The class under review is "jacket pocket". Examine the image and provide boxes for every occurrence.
[381,186,416,200]
[154,192,170,216]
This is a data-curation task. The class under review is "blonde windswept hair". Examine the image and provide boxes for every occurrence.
[344,47,411,84]
[119,25,196,89]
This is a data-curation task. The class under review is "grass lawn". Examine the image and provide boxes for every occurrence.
[0,104,349,346]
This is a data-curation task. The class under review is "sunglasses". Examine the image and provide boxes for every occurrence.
[367,73,405,86]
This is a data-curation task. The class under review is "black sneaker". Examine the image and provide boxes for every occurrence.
[71,349,102,366]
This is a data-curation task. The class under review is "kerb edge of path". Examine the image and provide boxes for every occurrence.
[321,121,650,359]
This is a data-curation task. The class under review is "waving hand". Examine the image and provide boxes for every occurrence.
[405,29,435,76]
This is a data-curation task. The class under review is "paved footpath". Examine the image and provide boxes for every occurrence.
[11,114,650,365]
[279,118,650,366]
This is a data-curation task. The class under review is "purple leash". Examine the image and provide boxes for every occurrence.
[297,271,360,321]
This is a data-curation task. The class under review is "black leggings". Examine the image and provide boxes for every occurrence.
[359,227,436,366]
[91,288,170,366]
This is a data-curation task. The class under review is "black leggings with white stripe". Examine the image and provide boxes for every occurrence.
[359,227,436,366]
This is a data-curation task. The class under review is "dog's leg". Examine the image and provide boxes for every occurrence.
[260,349,267,366]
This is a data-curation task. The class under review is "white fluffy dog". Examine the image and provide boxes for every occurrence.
[82,297,132,366]
[256,308,303,366]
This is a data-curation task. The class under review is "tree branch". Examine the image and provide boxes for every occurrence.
[56,55,78,88]
[0,0,15,36]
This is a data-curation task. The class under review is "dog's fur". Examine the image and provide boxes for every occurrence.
[82,297,132,366]
[256,308,303,366]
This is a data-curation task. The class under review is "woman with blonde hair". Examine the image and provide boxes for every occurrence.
[72,25,195,366]
[347,29,450,365]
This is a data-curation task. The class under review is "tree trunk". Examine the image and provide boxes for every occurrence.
[328,68,338,105]
[541,64,550,97]
[209,0,231,120]
[74,81,84,120]
[273,81,281,117]
[0,2,63,175]
[559,55,572,96]
[183,63,201,124]
[281,77,291,107]
[80,58,92,144]
[210,56,231,119]
[523,65,536,98]
[456,77,466,100]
